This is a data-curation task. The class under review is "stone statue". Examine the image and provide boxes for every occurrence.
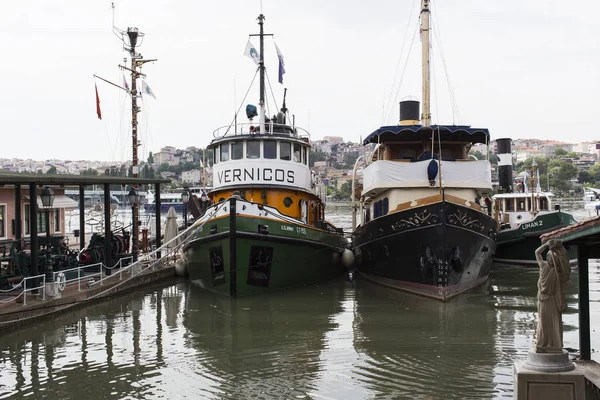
[534,239,571,353]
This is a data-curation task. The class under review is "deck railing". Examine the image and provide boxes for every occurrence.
[212,122,310,140]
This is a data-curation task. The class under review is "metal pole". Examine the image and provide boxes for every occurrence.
[103,183,112,275]
[132,201,137,262]
[155,183,162,259]
[184,202,188,228]
[131,55,140,265]
[79,185,85,250]
[29,183,38,293]
[45,208,53,284]
[578,244,591,360]
[15,184,21,252]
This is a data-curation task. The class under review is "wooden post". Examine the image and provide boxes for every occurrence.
[578,244,590,360]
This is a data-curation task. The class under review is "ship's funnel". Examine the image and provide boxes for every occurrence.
[496,138,513,193]
[399,100,420,126]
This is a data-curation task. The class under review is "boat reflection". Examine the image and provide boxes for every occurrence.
[351,279,497,399]
[181,280,345,399]
[0,284,186,399]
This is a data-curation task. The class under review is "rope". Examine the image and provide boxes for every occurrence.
[265,71,279,117]
[431,2,461,125]
[385,25,419,124]
[383,0,418,123]
[223,69,259,137]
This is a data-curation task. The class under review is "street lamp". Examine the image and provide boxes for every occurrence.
[128,188,140,262]
[40,186,55,287]
[181,187,190,227]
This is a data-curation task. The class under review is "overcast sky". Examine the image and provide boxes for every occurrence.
[1,0,598,163]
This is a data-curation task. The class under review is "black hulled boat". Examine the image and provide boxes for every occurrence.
[351,0,497,301]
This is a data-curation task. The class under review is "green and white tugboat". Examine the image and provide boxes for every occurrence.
[492,138,577,266]
[182,14,350,296]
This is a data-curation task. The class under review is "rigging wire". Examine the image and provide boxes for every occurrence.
[223,69,259,136]
[384,25,419,124]
[265,70,280,118]
[383,0,419,124]
[431,2,461,125]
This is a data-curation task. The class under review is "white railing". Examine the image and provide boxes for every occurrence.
[0,200,222,306]
[0,273,46,305]
[212,122,310,140]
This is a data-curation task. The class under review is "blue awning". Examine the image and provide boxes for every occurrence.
[362,124,490,145]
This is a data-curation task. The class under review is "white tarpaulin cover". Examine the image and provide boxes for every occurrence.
[362,160,492,195]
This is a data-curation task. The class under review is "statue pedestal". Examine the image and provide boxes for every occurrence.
[514,350,584,399]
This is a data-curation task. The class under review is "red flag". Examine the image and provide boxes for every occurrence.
[95,83,102,120]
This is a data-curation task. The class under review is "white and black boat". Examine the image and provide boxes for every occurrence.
[351,0,497,301]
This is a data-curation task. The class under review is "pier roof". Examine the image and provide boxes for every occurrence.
[0,172,170,186]
[541,216,600,257]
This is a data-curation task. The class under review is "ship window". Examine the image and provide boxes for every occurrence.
[293,143,301,163]
[231,142,243,160]
[302,147,308,165]
[264,140,277,159]
[220,144,229,162]
[517,199,526,211]
[526,198,532,211]
[283,197,293,207]
[280,142,291,161]
[247,141,260,159]
[539,197,548,210]
[213,147,218,164]
[366,208,371,223]
[383,197,389,215]
[504,199,514,211]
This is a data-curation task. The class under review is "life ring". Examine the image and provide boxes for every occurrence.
[56,272,67,292]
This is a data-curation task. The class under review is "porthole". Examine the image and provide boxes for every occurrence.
[517,215,522,220]
[283,197,293,207]
[219,197,225,203]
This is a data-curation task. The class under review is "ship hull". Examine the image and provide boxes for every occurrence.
[183,199,347,297]
[494,211,577,266]
[353,200,497,301]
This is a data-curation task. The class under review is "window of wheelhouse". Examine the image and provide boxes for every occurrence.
[264,140,277,159]
[231,142,243,160]
[280,142,291,161]
[504,198,514,212]
[526,198,532,211]
[54,209,60,232]
[517,198,526,211]
[212,147,218,164]
[220,143,229,162]
[247,141,260,159]
[293,143,301,163]
[302,147,308,165]
[539,196,549,210]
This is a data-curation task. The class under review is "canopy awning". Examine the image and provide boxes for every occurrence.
[362,124,490,145]
[24,195,79,209]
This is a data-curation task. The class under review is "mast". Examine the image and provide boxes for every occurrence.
[420,0,431,127]
[121,27,156,261]
[258,14,266,134]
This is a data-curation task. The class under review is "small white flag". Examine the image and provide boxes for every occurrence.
[141,80,156,99]
[244,40,260,66]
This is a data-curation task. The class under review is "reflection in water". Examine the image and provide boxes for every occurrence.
[181,281,345,398]
[0,258,600,399]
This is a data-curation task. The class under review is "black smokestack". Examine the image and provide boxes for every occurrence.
[496,138,513,193]
[399,100,420,125]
